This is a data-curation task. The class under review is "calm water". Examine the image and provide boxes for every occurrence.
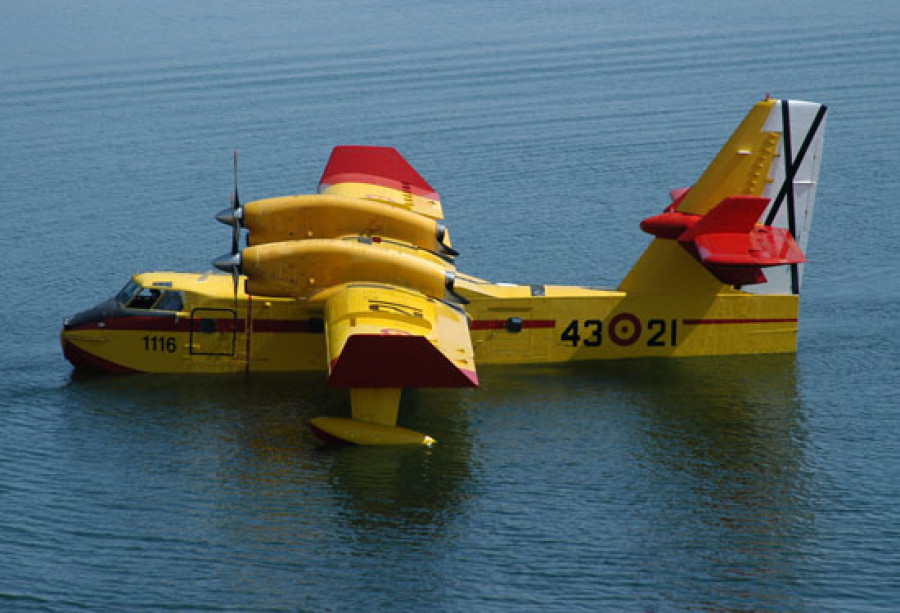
[3,0,900,610]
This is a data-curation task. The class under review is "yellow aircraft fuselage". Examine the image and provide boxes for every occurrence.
[60,248,797,376]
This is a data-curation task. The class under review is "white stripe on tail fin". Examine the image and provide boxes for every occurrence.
[748,99,827,294]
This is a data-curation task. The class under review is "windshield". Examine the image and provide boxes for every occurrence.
[127,287,162,309]
[115,280,141,305]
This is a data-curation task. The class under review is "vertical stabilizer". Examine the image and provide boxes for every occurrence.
[620,98,826,295]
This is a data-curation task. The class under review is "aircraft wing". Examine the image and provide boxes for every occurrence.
[213,145,475,444]
[318,145,445,221]
[324,284,478,389]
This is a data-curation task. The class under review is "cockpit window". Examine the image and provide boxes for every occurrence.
[115,280,141,305]
[152,291,184,312]
[127,287,162,309]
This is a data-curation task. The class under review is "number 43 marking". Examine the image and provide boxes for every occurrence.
[561,319,601,346]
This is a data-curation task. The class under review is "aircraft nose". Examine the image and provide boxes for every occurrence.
[63,297,122,330]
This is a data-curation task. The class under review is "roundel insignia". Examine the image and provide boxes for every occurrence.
[608,313,641,346]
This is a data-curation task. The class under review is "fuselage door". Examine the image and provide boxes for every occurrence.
[190,308,237,356]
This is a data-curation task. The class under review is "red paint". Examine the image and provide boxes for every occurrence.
[252,319,322,333]
[328,334,478,388]
[66,317,246,333]
[68,316,326,334]
[640,195,807,286]
[640,211,699,239]
[309,421,354,446]
[694,226,806,266]
[470,319,555,331]
[319,146,440,200]
[608,313,642,346]
[66,316,191,332]
[61,340,142,374]
[679,195,771,241]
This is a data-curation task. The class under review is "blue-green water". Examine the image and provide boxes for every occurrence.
[3,0,900,610]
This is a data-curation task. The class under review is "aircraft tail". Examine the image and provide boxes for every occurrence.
[619,98,827,295]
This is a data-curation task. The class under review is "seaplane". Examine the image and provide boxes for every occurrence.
[61,97,827,446]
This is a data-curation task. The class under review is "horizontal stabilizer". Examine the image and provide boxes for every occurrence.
[693,226,806,267]
[639,194,807,287]
[679,195,770,241]
[680,195,806,270]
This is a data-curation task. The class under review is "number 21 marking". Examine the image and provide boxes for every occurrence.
[647,319,677,347]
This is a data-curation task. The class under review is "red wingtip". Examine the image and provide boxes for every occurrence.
[319,145,439,200]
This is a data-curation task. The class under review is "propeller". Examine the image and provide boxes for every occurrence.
[215,150,244,252]
[214,150,245,300]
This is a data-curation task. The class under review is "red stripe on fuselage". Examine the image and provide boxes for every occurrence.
[66,316,194,332]
[67,317,326,334]
[252,320,322,333]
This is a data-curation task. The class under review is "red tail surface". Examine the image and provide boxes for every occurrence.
[641,195,806,286]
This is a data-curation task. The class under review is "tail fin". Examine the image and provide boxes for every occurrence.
[619,98,827,295]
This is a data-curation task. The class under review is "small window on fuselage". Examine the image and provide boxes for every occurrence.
[127,287,161,309]
[153,291,184,312]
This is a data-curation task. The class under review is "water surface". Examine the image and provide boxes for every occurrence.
[2,0,899,610]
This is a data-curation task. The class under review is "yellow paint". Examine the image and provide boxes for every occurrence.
[350,388,402,425]
[241,239,453,300]
[324,284,474,380]
[62,269,799,374]
[677,98,780,215]
[310,417,435,446]
[61,98,818,444]
[320,182,444,220]
[243,194,444,251]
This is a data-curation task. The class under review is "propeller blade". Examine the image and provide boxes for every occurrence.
[232,151,242,255]
[216,151,245,255]
[230,195,240,255]
[233,149,241,210]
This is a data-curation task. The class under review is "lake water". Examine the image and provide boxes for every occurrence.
[3,0,900,610]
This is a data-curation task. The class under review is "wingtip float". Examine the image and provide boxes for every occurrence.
[61,98,827,446]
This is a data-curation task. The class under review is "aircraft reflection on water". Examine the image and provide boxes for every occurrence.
[61,98,826,446]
